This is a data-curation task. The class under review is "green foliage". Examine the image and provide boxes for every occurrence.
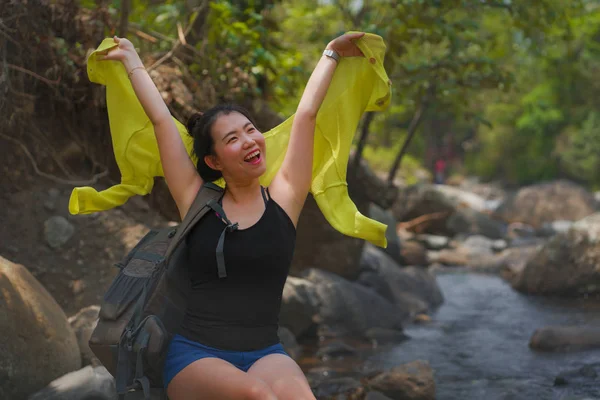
[78,0,600,187]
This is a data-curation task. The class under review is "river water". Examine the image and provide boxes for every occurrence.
[367,272,600,400]
[303,272,600,400]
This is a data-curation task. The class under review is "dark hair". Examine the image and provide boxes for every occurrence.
[187,104,258,182]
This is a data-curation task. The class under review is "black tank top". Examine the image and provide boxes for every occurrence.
[179,187,296,351]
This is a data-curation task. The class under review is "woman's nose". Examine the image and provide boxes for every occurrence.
[242,133,256,148]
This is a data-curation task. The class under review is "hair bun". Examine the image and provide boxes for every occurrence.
[186,112,204,134]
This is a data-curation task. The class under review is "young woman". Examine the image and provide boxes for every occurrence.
[99,31,365,400]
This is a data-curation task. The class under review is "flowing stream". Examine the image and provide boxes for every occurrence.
[368,272,600,399]
[303,272,600,400]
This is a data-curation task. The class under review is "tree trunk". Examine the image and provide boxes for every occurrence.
[352,111,375,173]
[387,101,430,184]
[118,0,131,37]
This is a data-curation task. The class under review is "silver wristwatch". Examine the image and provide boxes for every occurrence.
[323,49,341,63]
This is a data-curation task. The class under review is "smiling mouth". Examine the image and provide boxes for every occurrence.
[244,150,262,165]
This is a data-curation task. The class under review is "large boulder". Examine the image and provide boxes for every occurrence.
[279,277,319,339]
[291,157,398,280]
[0,257,81,400]
[369,204,402,264]
[28,366,116,400]
[359,244,443,316]
[512,213,600,296]
[495,180,596,228]
[392,184,489,235]
[446,208,506,239]
[529,326,600,352]
[301,269,405,338]
[68,306,100,366]
[291,194,366,280]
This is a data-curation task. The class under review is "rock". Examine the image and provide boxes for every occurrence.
[312,377,364,399]
[367,360,435,400]
[461,235,496,256]
[0,257,81,400]
[366,391,394,400]
[428,249,469,267]
[529,326,600,352]
[364,328,409,345]
[349,154,400,210]
[316,341,357,359]
[278,326,302,360]
[393,184,488,235]
[280,277,319,338]
[474,246,540,278]
[513,213,600,296]
[44,216,75,248]
[400,241,428,266]
[491,239,508,252]
[446,208,507,239]
[292,195,365,280]
[301,269,404,338]
[495,180,596,228]
[44,188,61,211]
[359,244,443,316]
[554,364,599,387]
[417,234,449,250]
[414,314,431,323]
[28,366,116,400]
[68,306,100,366]
[369,204,402,264]
[538,220,574,237]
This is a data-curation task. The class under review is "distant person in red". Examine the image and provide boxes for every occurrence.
[434,158,446,184]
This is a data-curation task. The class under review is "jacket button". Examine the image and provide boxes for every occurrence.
[376,99,384,106]
[370,57,376,64]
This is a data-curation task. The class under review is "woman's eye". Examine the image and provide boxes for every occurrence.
[228,137,237,143]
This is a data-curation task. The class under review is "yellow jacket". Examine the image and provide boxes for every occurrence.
[69,33,391,247]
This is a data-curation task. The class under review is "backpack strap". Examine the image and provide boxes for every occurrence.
[206,199,238,278]
[165,182,224,259]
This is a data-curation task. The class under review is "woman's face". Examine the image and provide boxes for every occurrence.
[205,111,266,181]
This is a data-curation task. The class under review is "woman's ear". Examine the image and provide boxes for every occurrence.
[204,154,223,171]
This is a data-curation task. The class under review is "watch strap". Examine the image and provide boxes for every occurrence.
[323,49,341,63]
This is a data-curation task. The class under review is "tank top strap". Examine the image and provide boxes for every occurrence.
[261,186,269,206]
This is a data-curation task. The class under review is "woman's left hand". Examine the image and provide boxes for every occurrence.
[327,32,365,57]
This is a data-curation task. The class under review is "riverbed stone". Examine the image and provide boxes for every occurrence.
[369,204,402,264]
[367,360,435,400]
[28,366,116,400]
[513,213,600,296]
[446,208,507,239]
[359,244,443,316]
[278,326,301,360]
[529,326,600,352]
[291,195,365,280]
[301,268,405,338]
[44,215,75,248]
[280,277,319,338]
[366,391,394,400]
[0,257,81,399]
[312,377,364,399]
[365,327,409,345]
[68,305,100,366]
[495,180,596,228]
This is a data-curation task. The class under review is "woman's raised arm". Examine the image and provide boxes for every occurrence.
[269,32,365,225]
[99,37,202,219]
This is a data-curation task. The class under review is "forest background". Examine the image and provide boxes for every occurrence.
[80,0,600,188]
[3,0,600,191]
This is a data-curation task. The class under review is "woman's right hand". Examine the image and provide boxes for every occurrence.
[97,36,143,71]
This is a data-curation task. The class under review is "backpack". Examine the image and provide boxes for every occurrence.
[89,182,227,399]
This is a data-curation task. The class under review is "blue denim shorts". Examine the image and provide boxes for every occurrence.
[163,334,289,388]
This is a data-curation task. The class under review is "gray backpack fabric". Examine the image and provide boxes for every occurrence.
[89,182,225,399]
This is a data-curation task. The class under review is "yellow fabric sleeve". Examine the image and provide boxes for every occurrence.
[69,33,391,248]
